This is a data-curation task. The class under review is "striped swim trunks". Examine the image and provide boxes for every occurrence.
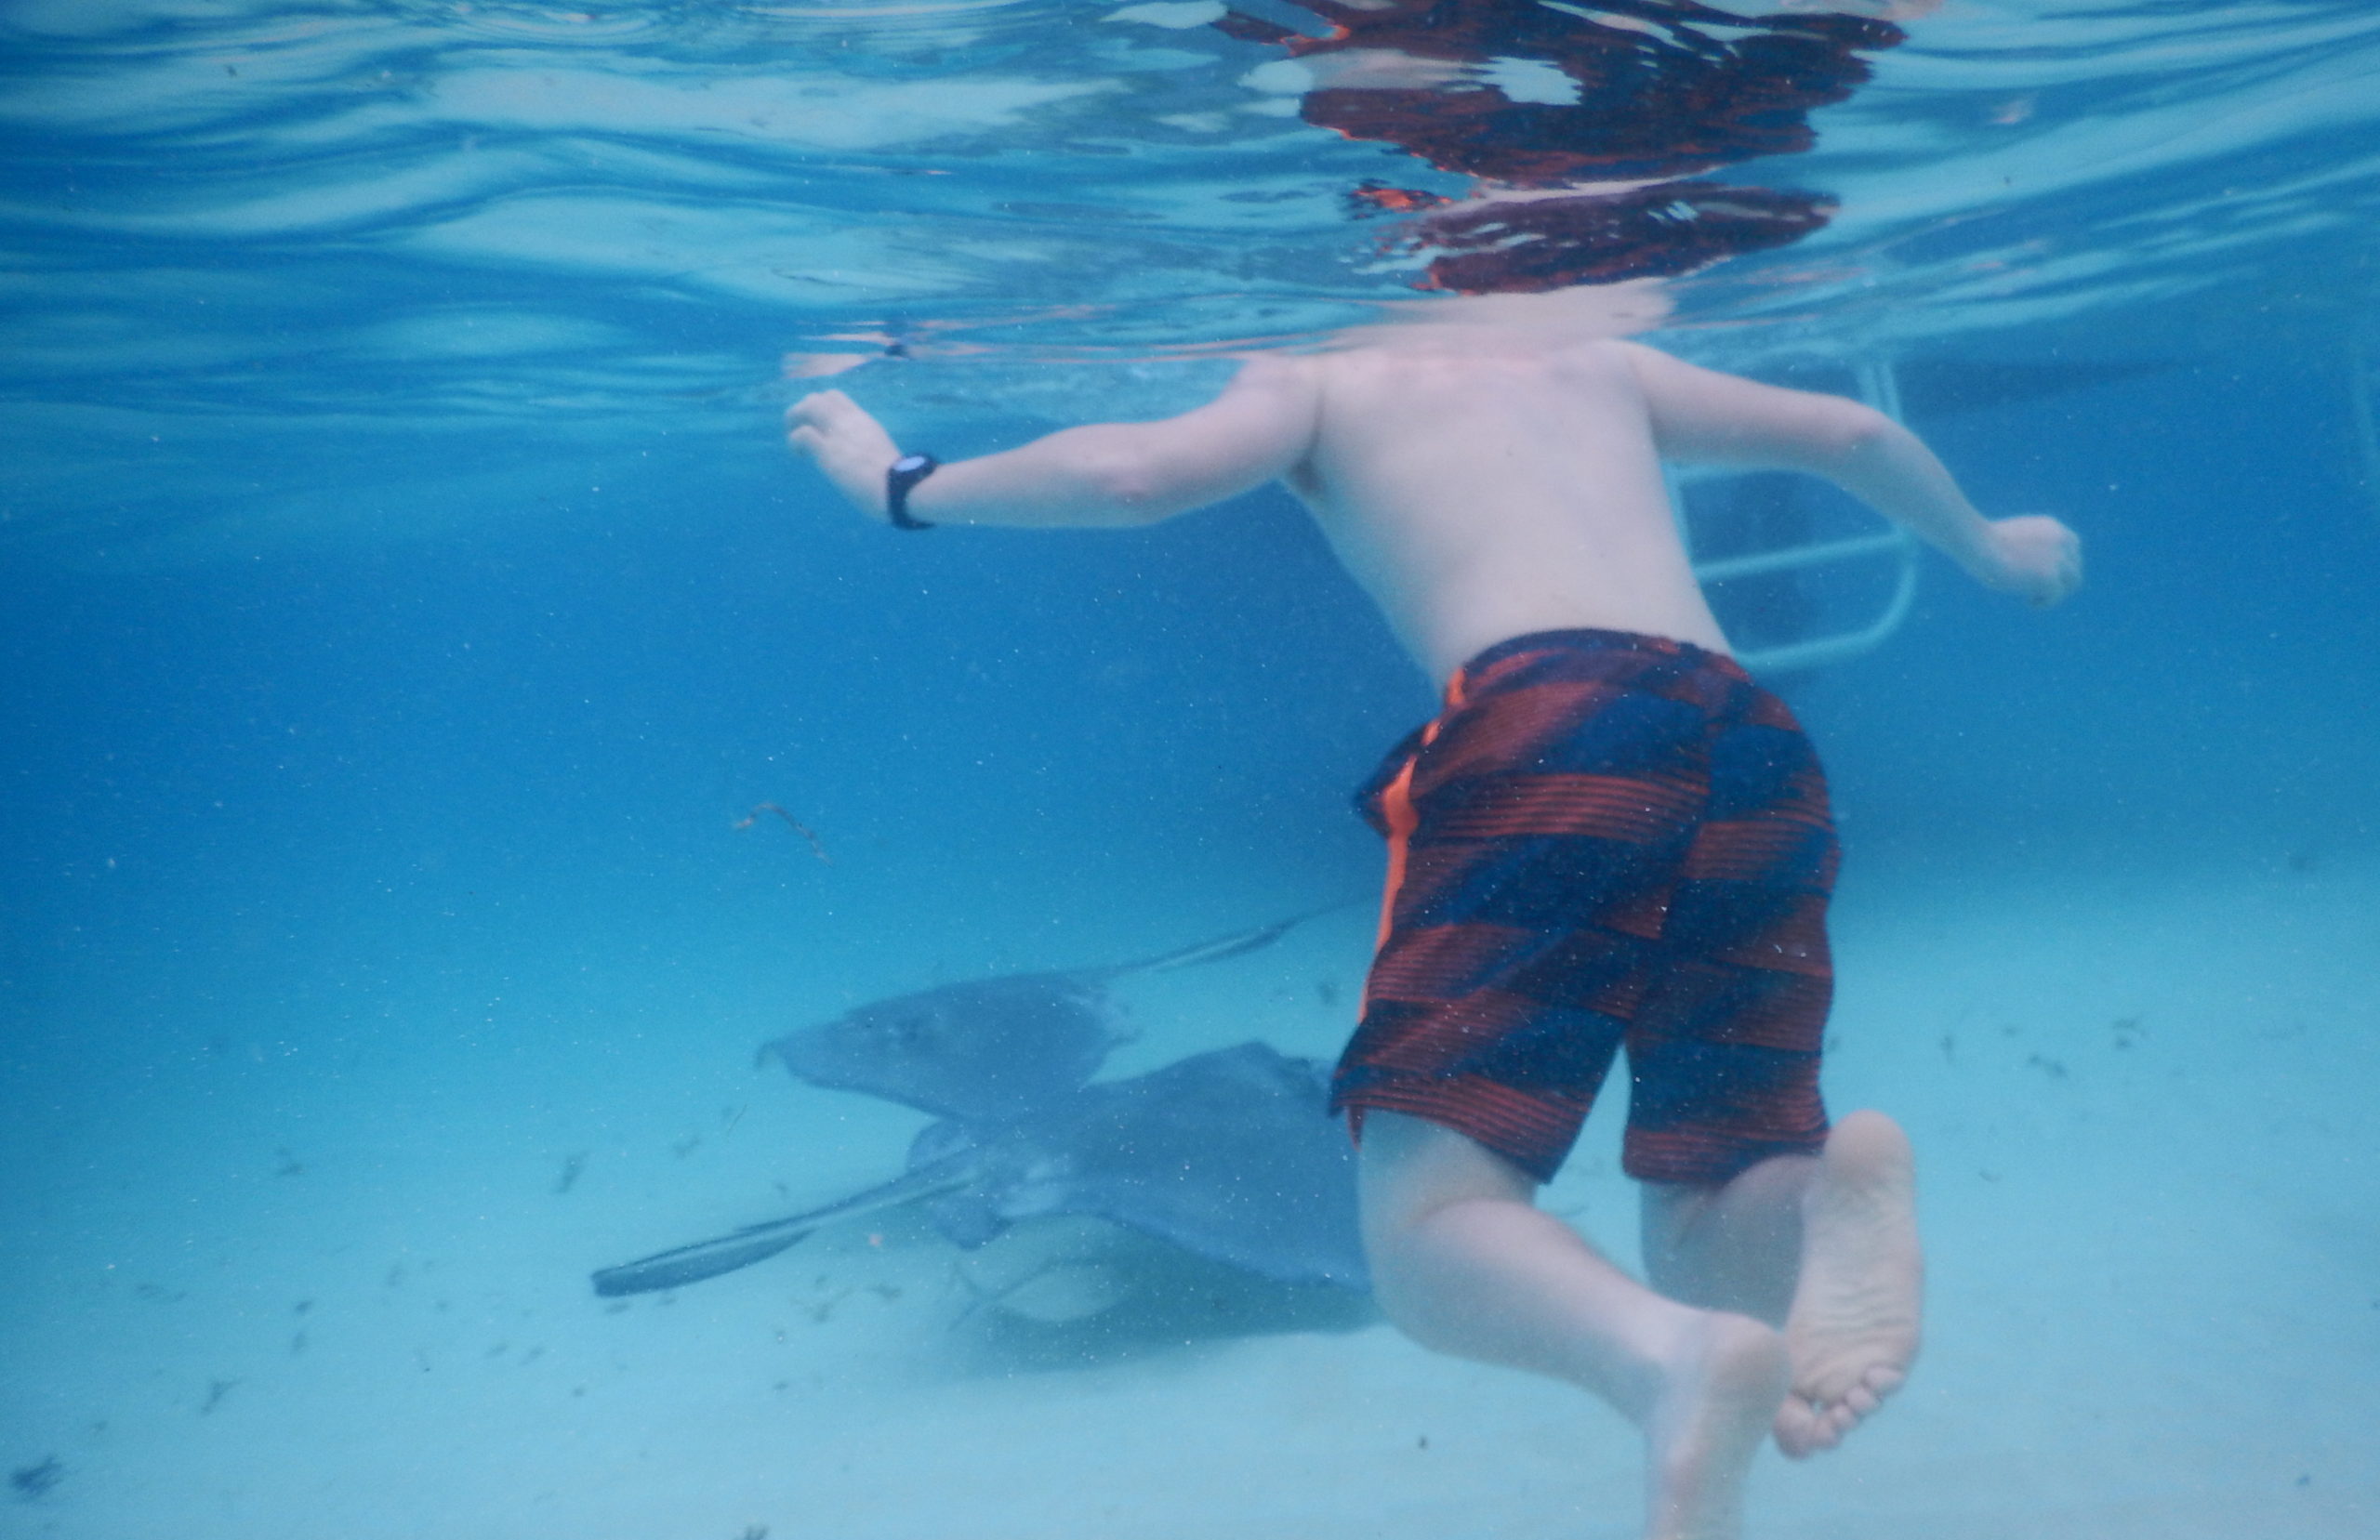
[1330,628,1837,1187]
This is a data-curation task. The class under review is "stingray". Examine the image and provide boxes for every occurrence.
[591,908,1364,1298]
[751,907,1341,1123]
[590,1041,1367,1297]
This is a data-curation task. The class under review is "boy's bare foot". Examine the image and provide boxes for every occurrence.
[1774,1110,1923,1458]
[1643,1311,1791,1540]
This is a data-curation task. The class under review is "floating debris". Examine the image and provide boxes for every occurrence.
[9,1457,63,1501]
[554,1152,588,1195]
[796,1286,852,1324]
[734,803,830,864]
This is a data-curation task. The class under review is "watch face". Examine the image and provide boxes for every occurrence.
[892,454,931,475]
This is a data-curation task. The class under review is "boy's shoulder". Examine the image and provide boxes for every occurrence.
[1304,324,1652,369]
[1218,330,1664,429]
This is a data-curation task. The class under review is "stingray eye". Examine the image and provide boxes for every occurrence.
[889,1013,928,1050]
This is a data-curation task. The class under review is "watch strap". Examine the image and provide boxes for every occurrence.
[885,453,939,530]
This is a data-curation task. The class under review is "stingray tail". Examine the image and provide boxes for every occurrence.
[588,1154,978,1298]
[1109,899,1363,979]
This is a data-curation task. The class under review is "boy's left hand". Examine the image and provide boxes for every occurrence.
[1977,514,2082,608]
[787,390,901,520]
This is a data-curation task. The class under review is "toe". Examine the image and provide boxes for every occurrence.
[1772,1400,1821,1459]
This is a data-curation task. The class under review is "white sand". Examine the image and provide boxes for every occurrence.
[6,841,2377,1539]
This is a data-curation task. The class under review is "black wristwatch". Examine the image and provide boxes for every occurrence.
[885,453,939,530]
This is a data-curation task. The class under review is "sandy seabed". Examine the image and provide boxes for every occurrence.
[5,837,2376,1540]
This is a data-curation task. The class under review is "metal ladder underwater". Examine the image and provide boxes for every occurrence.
[1671,359,1920,677]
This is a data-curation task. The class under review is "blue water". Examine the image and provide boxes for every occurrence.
[5,4,2380,1537]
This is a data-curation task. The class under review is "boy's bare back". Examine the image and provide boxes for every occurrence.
[1284,331,1736,679]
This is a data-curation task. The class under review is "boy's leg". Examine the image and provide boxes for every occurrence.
[1357,1110,1789,1540]
[1638,1112,1924,1458]
[1640,1152,1818,1325]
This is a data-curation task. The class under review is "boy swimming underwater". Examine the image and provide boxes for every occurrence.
[787,286,2081,1540]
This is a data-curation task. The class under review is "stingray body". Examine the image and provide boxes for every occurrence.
[913,1042,1367,1288]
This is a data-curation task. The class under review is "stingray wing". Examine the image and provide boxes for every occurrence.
[755,906,1355,1122]
[991,1043,1369,1290]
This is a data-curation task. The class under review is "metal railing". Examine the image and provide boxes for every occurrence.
[1673,358,1920,676]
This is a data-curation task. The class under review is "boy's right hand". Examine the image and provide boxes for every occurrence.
[1977,515,2082,607]
[787,389,903,520]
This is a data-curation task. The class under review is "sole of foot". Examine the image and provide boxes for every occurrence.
[1774,1110,1922,1459]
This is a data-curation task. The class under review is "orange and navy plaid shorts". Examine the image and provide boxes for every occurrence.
[1330,628,1836,1187]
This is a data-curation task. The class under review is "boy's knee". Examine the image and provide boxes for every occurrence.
[1355,1110,1537,1238]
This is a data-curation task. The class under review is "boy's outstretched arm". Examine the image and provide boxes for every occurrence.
[1620,342,2083,607]
[787,357,1318,530]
